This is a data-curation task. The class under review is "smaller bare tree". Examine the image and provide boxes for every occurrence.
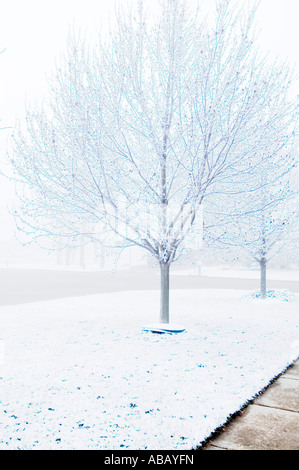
[204,162,298,299]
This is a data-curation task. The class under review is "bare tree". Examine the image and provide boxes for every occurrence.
[9,0,298,322]
[203,160,299,299]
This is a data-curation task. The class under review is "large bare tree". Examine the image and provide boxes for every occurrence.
[9,0,298,323]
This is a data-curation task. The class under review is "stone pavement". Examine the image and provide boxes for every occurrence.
[202,360,299,450]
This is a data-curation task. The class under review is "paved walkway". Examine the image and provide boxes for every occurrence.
[202,359,299,450]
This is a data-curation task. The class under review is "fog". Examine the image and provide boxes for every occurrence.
[0,0,298,267]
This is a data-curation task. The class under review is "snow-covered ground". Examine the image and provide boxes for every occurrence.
[0,288,298,450]
[172,266,299,281]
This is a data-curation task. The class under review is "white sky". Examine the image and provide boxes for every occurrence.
[0,0,298,240]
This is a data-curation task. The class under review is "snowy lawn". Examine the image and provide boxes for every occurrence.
[172,266,299,281]
[0,288,298,450]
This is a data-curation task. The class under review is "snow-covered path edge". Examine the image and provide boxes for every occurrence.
[195,354,299,449]
[0,289,298,450]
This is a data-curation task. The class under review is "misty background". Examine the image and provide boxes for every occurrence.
[0,0,298,272]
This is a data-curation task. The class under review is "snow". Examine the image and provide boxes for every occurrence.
[172,266,299,281]
[243,289,297,302]
[0,288,298,450]
[142,324,186,334]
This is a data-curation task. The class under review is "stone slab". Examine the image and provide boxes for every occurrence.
[204,444,225,450]
[283,362,299,379]
[206,404,299,450]
[254,377,299,412]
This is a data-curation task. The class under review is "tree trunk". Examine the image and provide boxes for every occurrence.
[259,258,267,299]
[80,243,85,270]
[65,247,71,266]
[57,249,62,266]
[160,262,170,324]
